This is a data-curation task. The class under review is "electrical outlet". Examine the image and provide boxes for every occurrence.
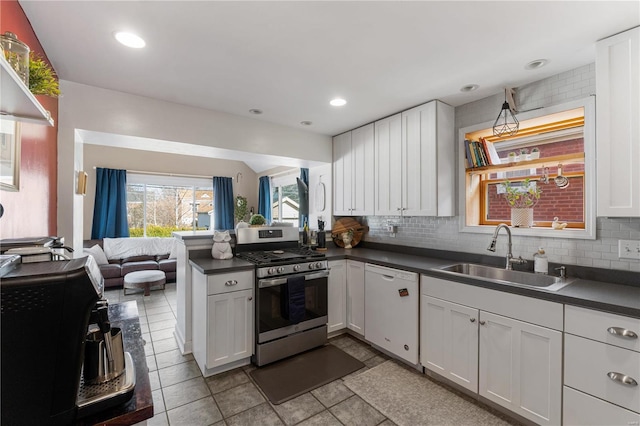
[618,240,640,260]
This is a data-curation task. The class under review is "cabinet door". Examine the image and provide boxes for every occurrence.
[346,260,365,335]
[206,289,254,369]
[479,311,562,426]
[563,386,640,426]
[328,260,347,334]
[351,123,375,216]
[421,296,479,392]
[374,114,403,216]
[333,131,353,216]
[596,26,640,217]
[402,102,436,216]
[401,101,455,217]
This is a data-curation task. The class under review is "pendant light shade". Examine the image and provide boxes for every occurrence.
[493,90,519,137]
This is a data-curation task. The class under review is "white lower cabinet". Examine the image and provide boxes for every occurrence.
[564,305,640,424]
[420,295,478,392]
[421,276,562,425]
[478,311,562,425]
[346,260,365,335]
[192,269,254,377]
[328,260,347,334]
[563,386,640,426]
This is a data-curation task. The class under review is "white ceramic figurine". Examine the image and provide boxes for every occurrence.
[211,230,233,259]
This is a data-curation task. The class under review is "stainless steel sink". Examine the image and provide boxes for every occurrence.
[438,263,574,292]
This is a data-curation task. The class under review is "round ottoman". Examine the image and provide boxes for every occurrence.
[123,270,166,296]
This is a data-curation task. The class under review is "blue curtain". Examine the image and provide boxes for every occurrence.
[299,168,309,228]
[91,168,129,239]
[213,177,234,230]
[258,176,272,223]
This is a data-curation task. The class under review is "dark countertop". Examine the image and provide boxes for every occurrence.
[77,301,153,426]
[325,246,640,318]
[186,245,640,318]
[190,256,255,274]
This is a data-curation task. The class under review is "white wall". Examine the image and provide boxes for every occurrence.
[82,145,258,238]
[364,64,640,273]
[309,163,332,231]
[58,80,332,251]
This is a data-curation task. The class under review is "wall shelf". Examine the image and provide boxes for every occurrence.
[465,153,585,175]
[0,55,54,126]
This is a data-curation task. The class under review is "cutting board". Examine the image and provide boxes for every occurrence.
[332,217,368,248]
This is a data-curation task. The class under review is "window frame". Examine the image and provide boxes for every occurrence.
[458,97,596,240]
[270,170,301,226]
[126,173,213,236]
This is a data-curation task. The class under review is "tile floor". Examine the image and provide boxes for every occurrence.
[105,283,518,426]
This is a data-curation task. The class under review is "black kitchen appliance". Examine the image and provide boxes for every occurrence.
[0,256,135,425]
[235,227,328,366]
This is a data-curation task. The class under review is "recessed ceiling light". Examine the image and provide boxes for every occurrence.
[114,32,146,48]
[330,98,347,107]
[525,59,549,70]
[249,109,263,115]
[300,121,312,126]
[460,84,479,92]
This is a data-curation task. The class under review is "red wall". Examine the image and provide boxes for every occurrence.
[0,0,58,238]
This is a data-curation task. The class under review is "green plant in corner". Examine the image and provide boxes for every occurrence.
[28,53,60,97]
[503,178,542,208]
[235,195,248,223]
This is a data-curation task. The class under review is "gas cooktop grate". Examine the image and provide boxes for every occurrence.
[237,248,325,265]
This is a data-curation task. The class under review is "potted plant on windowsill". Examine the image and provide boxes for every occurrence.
[249,213,266,227]
[503,178,542,228]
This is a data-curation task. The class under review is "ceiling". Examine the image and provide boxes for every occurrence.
[18,1,640,169]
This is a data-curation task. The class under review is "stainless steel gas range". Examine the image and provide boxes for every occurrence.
[235,227,328,366]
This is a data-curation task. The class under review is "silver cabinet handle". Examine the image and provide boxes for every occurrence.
[479,320,486,325]
[248,297,253,301]
[225,280,238,286]
[607,327,638,339]
[607,372,638,386]
[470,318,476,323]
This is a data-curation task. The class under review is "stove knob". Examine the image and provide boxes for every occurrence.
[315,262,323,269]
[277,267,285,273]
[293,264,301,272]
[308,263,315,270]
[268,268,276,275]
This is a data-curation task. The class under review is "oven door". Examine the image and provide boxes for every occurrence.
[256,270,328,343]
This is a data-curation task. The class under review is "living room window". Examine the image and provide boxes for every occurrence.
[126,173,213,237]
[459,97,596,239]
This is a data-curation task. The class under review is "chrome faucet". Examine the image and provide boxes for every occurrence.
[487,223,527,270]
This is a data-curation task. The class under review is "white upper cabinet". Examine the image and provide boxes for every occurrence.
[333,131,352,216]
[333,124,375,216]
[375,100,455,217]
[374,114,403,215]
[596,26,640,217]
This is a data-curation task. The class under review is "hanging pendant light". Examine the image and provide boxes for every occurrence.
[493,89,519,137]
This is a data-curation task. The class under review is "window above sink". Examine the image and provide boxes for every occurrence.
[458,97,596,240]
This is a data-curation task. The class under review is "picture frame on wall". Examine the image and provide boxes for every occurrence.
[0,119,21,192]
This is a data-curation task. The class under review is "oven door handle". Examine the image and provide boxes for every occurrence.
[258,270,329,289]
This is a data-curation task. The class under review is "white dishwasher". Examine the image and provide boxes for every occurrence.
[365,263,419,364]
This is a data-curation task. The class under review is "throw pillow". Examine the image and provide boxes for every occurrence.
[169,239,178,259]
[85,244,109,266]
